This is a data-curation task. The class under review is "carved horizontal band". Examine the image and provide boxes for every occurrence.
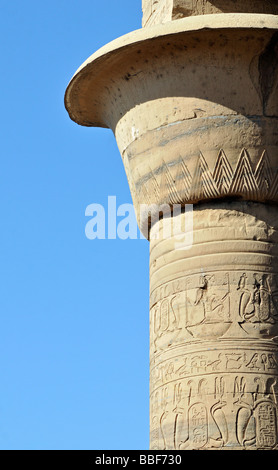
[150,373,278,450]
[137,149,278,208]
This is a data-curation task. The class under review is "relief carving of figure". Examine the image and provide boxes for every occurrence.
[186,273,231,338]
[238,273,278,327]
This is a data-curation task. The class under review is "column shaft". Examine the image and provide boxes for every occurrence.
[150,201,278,450]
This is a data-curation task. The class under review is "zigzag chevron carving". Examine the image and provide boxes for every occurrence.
[137,149,278,206]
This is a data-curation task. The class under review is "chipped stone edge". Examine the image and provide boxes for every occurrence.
[65,14,278,127]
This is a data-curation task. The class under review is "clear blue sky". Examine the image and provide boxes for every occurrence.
[0,0,149,450]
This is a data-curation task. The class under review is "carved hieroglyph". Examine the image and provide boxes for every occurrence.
[142,0,278,27]
[65,1,278,451]
[149,202,278,450]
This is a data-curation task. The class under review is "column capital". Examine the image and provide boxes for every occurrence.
[65,15,278,236]
[142,0,278,28]
[65,1,278,450]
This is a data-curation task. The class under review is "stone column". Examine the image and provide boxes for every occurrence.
[65,1,278,450]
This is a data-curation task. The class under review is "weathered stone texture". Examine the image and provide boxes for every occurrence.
[150,201,278,449]
[65,3,278,451]
[142,0,278,27]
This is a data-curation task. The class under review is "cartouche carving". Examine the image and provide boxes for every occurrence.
[65,0,278,451]
[149,202,278,449]
[150,373,278,449]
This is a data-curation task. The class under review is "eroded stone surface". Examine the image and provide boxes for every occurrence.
[65,5,278,451]
[149,201,278,450]
[142,0,278,27]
